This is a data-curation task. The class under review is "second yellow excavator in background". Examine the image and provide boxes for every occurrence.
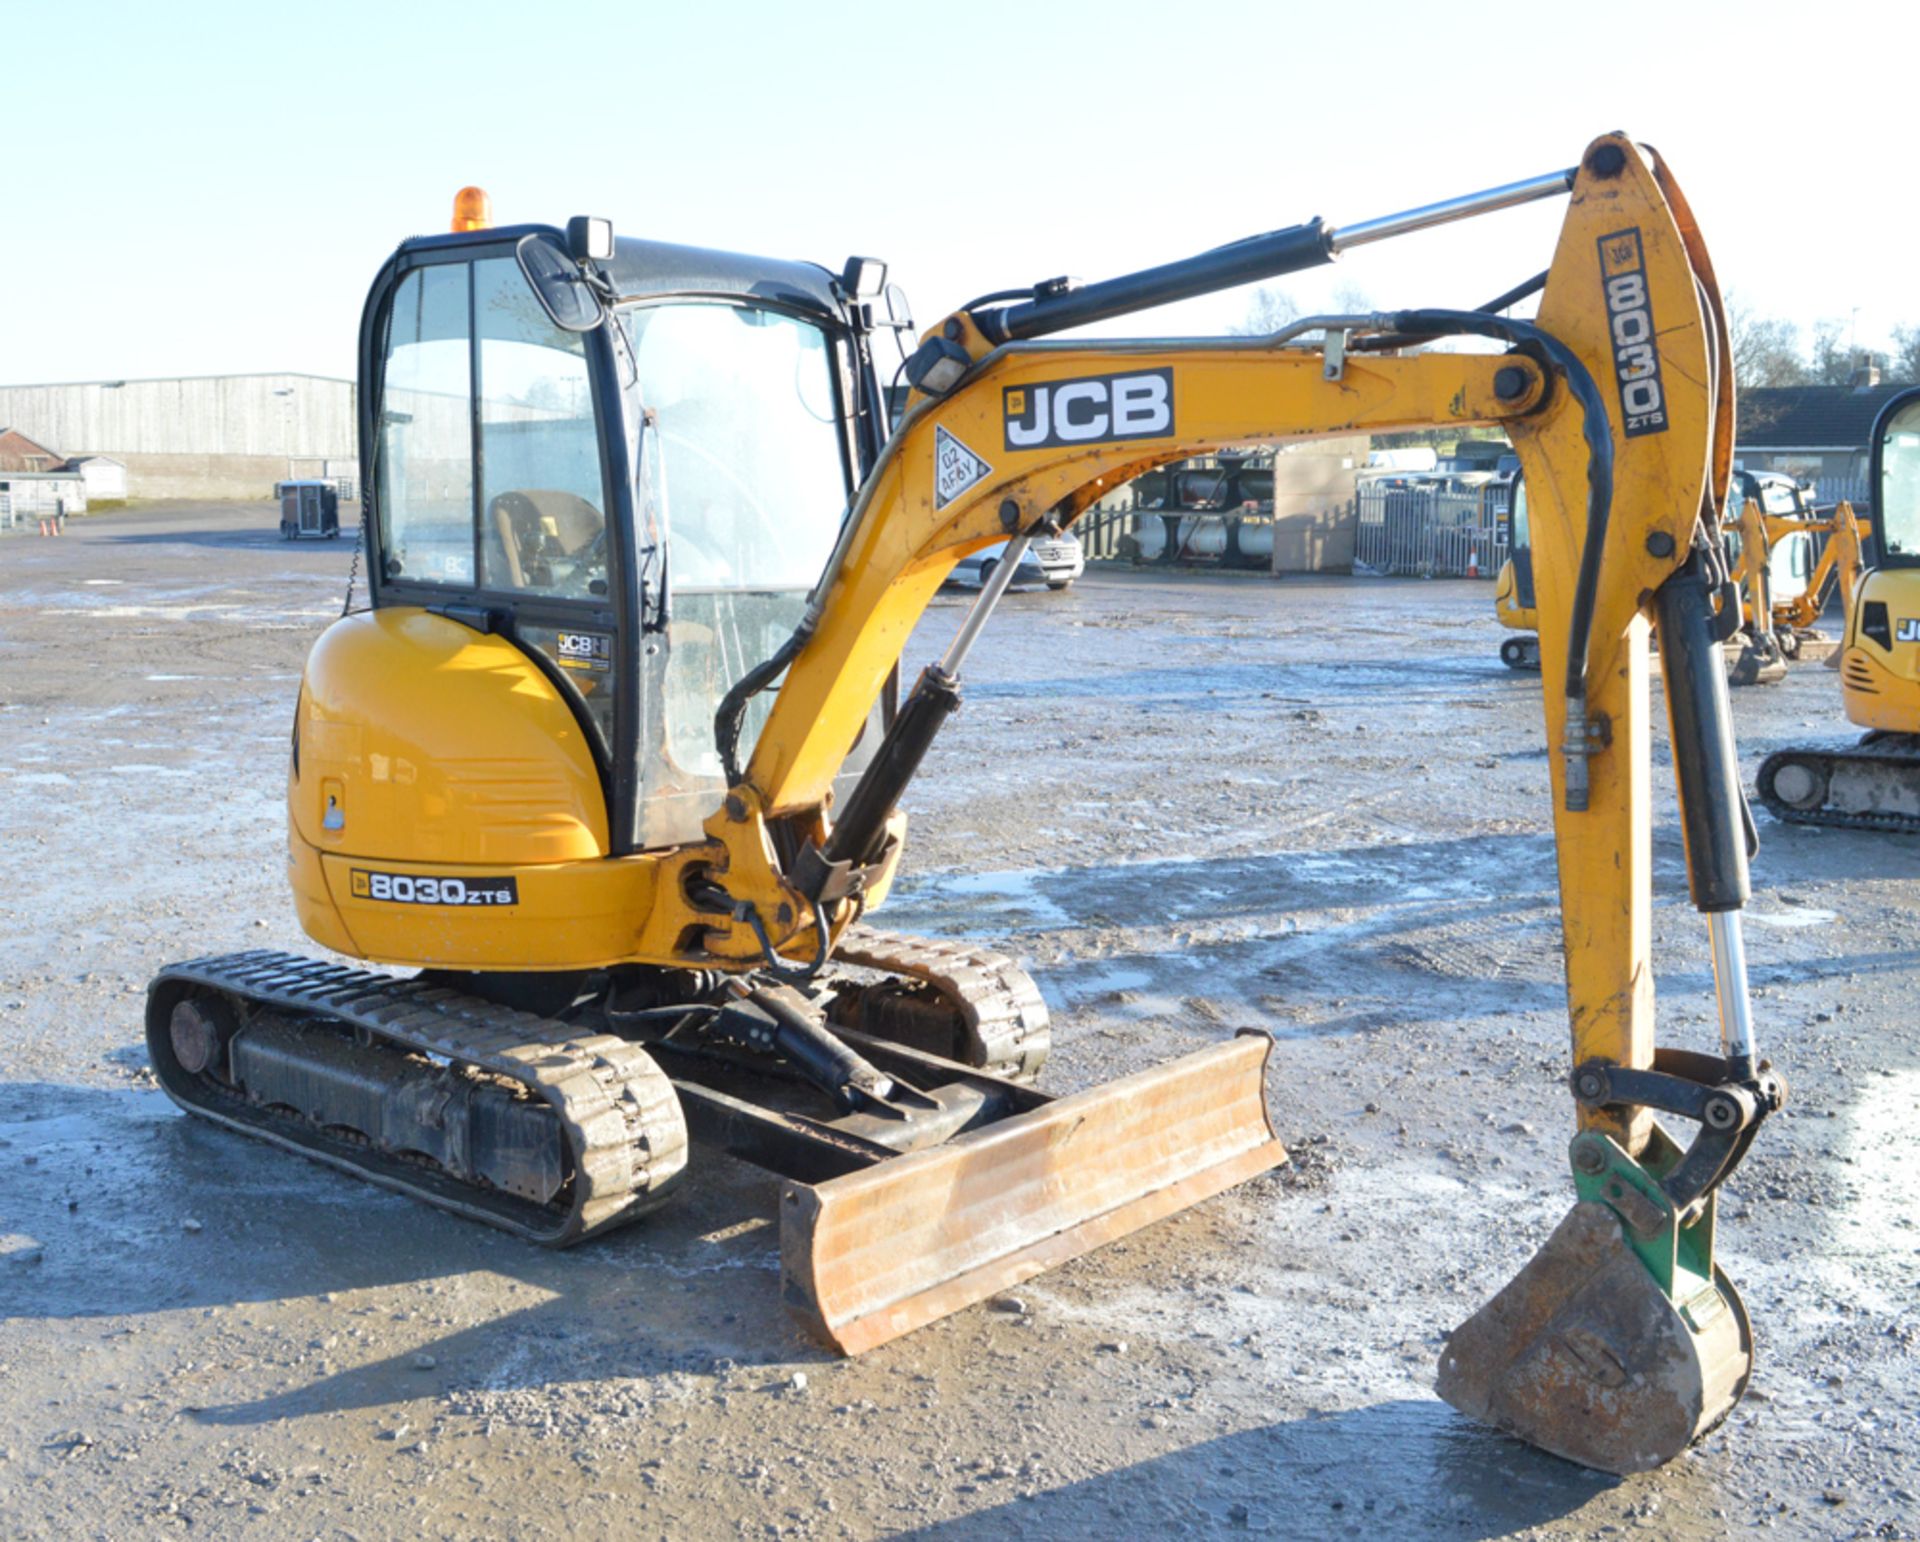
[1759,386,1920,827]
[1498,466,1863,684]
[1725,473,1867,664]
[145,134,1785,1475]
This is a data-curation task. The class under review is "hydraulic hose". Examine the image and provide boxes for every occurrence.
[714,625,810,788]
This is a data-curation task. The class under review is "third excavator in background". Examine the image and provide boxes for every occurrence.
[1758,387,1920,827]
[146,134,1784,1475]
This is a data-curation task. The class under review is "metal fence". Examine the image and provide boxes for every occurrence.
[1353,483,1509,578]
[1812,474,1870,512]
[1076,506,1136,560]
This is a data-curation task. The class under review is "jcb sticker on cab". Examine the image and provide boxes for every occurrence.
[350,869,520,907]
[556,631,612,670]
[1596,228,1668,439]
[1898,618,1920,643]
[1003,368,1174,452]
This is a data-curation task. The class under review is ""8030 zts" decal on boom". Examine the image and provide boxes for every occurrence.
[350,870,520,907]
[1596,228,1668,438]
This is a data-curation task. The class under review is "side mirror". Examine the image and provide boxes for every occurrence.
[516,234,604,332]
[879,282,915,332]
[567,216,614,263]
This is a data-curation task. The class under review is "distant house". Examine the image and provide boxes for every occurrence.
[0,427,87,515]
[1736,383,1909,507]
[0,428,65,473]
[69,455,127,502]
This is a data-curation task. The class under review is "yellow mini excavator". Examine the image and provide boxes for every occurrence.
[1724,472,1866,666]
[148,134,1785,1473]
[1499,466,1851,683]
[1758,386,1920,826]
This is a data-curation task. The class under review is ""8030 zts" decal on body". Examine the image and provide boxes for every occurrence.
[350,870,520,907]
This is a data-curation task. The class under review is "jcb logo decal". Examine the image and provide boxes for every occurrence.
[1596,228,1668,438]
[1898,618,1920,643]
[1003,368,1173,452]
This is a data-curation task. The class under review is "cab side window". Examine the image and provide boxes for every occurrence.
[475,258,608,599]
[379,265,476,585]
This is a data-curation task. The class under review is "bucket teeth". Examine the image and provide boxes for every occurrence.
[1437,1202,1752,1474]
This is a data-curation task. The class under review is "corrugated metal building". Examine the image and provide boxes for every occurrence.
[0,374,357,500]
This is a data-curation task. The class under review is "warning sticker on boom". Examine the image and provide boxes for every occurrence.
[933,426,993,509]
[1596,227,1669,438]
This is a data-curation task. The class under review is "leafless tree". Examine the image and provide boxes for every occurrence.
[1726,292,1808,388]
[1890,325,1920,385]
[1231,286,1300,336]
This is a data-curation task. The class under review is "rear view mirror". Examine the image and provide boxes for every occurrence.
[516,234,604,333]
[880,282,915,332]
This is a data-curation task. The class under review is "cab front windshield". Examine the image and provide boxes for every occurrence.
[621,300,851,842]
[1880,398,1920,564]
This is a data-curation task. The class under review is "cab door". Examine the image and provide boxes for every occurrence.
[365,245,638,848]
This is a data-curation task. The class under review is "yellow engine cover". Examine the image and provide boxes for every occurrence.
[1840,568,1920,734]
[1494,558,1536,631]
[288,608,659,969]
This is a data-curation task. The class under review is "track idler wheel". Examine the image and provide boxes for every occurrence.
[1499,635,1541,671]
[1437,1199,1752,1474]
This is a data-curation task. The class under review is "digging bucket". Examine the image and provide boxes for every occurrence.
[780,1030,1285,1355]
[1436,1200,1753,1474]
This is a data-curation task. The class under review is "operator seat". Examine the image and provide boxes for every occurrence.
[487,489,605,590]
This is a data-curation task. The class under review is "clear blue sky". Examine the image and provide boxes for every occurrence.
[3,0,1911,384]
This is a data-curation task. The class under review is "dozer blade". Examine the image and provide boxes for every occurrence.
[1436,1202,1752,1474]
[780,1031,1284,1355]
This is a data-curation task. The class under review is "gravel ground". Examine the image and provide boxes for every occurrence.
[0,503,1915,1540]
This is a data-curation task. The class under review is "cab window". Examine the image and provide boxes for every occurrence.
[378,264,477,585]
[475,258,608,600]
[375,256,609,600]
[1880,399,1920,561]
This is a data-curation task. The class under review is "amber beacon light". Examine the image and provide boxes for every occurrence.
[451,186,494,232]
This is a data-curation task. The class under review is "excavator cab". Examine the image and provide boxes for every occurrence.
[359,228,893,862]
[1726,472,1817,612]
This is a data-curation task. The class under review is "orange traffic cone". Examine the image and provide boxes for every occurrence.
[1467,548,1480,577]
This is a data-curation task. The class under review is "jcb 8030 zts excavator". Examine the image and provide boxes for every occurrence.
[148,134,1783,1474]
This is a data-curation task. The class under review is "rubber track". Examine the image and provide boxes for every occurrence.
[830,925,1050,1083]
[1756,736,1920,833]
[149,950,687,1246]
